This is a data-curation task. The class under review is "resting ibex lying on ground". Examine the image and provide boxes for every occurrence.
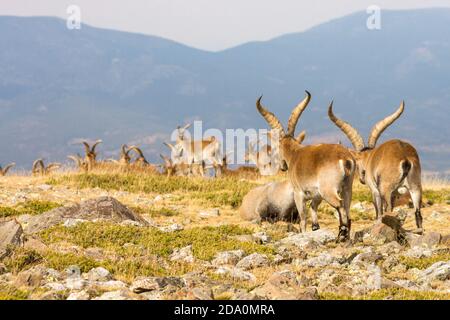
[328,101,423,231]
[256,91,355,241]
[32,159,61,176]
[239,181,299,223]
[82,140,102,171]
[0,163,15,176]
[68,154,89,173]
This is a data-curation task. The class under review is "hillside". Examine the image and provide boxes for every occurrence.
[0,9,449,171]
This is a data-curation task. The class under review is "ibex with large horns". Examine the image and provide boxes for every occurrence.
[32,159,61,176]
[256,91,355,242]
[68,154,89,173]
[82,139,102,171]
[328,101,423,231]
[0,163,15,176]
[128,145,150,167]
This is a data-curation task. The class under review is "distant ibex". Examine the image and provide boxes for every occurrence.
[68,154,88,173]
[160,154,191,177]
[171,123,223,177]
[246,130,306,176]
[328,101,423,231]
[256,91,355,241]
[239,181,299,223]
[82,139,102,171]
[32,159,61,176]
[0,163,15,176]
[128,145,150,167]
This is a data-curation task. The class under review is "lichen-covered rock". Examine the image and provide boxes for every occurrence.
[215,267,256,282]
[419,261,450,283]
[169,245,195,263]
[17,197,148,234]
[236,253,270,270]
[212,250,245,266]
[0,219,23,258]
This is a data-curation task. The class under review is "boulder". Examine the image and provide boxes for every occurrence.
[0,219,23,258]
[236,253,270,270]
[251,271,318,300]
[17,197,148,234]
[408,232,442,249]
[279,229,335,249]
[212,250,245,266]
[419,261,450,283]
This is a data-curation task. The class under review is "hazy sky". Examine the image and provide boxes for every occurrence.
[2,1,450,51]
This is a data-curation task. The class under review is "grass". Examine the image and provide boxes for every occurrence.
[399,253,450,270]
[0,284,29,300]
[40,222,274,262]
[0,200,61,218]
[48,173,256,208]
[423,189,450,205]
[132,206,180,217]
[320,288,450,300]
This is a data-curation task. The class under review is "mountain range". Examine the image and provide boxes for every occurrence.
[0,8,449,173]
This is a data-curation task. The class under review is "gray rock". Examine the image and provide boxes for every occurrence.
[190,287,213,300]
[252,232,271,244]
[169,245,195,263]
[280,229,335,247]
[63,219,87,228]
[159,223,184,233]
[94,280,127,291]
[87,267,111,282]
[44,282,66,291]
[17,197,148,234]
[130,276,185,293]
[67,290,90,300]
[212,250,245,266]
[236,253,270,270]
[199,209,220,218]
[405,246,433,259]
[352,252,383,265]
[0,219,23,257]
[215,267,256,282]
[419,261,450,283]
[409,232,442,249]
[301,252,340,268]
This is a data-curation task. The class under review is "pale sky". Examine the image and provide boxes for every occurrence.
[2,0,450,51]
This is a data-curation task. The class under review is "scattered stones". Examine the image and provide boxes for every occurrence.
[67,290,90,300]
[252,271,318,300]
[199,209,220,218]
[236,253,270,270]
[159,223,184,233]
[169,245,195,263]
[212,250,245,266]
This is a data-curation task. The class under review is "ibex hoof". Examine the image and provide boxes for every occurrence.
[336,226,350,243]
[312,223,320,231]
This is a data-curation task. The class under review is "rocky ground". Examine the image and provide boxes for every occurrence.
[0,173,449,300]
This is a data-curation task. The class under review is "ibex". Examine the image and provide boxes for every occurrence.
[82,140,102,171]
[216,152,259,178]
[246,130,306,176]
[32,159,61,176]
[239,181,299,223]
[256,91,355,241]
[172,124,223,177]
[160,154,191,177]
[328,101,423,231]
[128,145,150,167]
[68,154,88,173]
[0,163,15,176]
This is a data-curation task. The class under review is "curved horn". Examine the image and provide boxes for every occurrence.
[91,140,103,152]
[256,96,284,133]
[129,145,145,158]
[295,130,307,144]
[3,163,15,175]
[163,142,176,150]
[121,144,129,156]
[368,101,405,148]
[82,141,91,155]
[328,101,365,151]
[47,163,61,171]
[287,90,311,136]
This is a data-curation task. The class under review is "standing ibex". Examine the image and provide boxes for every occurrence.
[256,91,355,241]
[0,163,15,176]
[328,101,423,231]
[32,159,61,176]
[172,124,223,177]
[82,140,102,171]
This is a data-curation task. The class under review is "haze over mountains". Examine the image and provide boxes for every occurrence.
[0,9,449,172]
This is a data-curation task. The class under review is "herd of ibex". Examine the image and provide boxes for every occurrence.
[0,90,423,241]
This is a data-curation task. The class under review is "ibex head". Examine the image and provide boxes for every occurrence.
[119,144,132,165]
[32,159,61,176]
[0,163,15,176]
[128,145,149,166]
[328,101,405,184]
[176,123,191,142]
[256,91,311,172]
[68,154,89,173]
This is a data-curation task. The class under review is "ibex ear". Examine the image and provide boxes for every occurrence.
[295,130,306,144]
